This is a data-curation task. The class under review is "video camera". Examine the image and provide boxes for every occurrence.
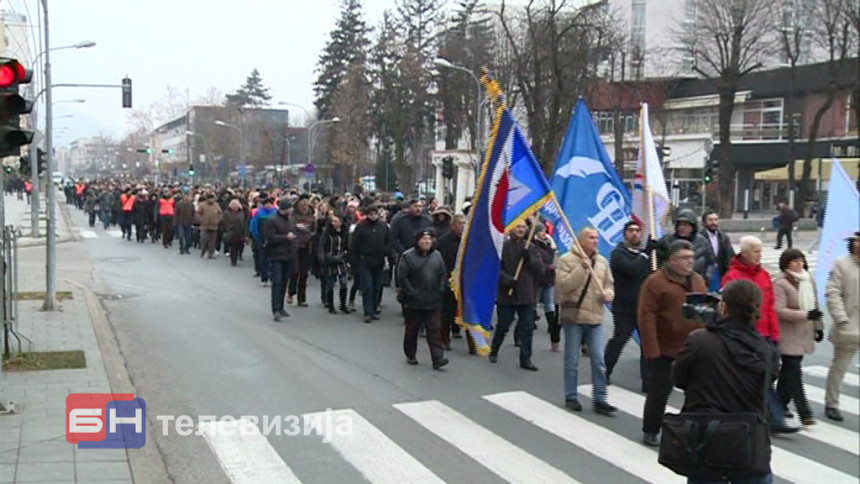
[682,292,722,325]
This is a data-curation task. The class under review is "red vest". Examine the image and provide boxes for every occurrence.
[122,194,135,212]
[158,198,175,216]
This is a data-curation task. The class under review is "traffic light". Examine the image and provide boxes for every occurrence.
[0,58,34,157]
[188,164,195,177]
[441,156,454,179]
[19,155,29,173]
[162,148,173,154]
[36,148,47,175]
[704,156,720,183]
[136,147,152,154]
[121,77,132,108]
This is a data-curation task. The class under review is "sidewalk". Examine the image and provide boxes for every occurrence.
[3,192,73,248]
[0,204,147,482]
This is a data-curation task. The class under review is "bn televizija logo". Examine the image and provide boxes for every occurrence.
[66,393,146,449]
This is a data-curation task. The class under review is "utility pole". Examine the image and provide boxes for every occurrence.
[42,0,57,311]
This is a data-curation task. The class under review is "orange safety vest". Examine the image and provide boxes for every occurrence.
[122,194,135,212]
[158,198,175,216]
[24,181,32,192]
[75,184,85,196]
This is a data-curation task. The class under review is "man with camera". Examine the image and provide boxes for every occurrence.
[637,240,707,446]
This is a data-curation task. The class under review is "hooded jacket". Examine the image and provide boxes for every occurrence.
[655,209,699,267]
[610,241,651,315]
[350,217,390,269]
[431,208,452,239]
[721,255,780,342]
[674,317,778,424]
[249,206,277,244]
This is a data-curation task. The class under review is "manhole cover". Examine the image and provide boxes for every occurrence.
[96,256,141,264]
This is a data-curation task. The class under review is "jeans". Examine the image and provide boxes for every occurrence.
[538,285,554,311]
[359,263,384,317]
[563,323,608,404]
[688,473,773,484]
[270,259,292,313]
[492,304,535,364]
[176,225,192,254]
[100,208,110,229]
[777,355,811,419]
[605,311,649,385]
[643,356,674,434]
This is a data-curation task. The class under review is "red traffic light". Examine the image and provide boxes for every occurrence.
[0,60,31,89]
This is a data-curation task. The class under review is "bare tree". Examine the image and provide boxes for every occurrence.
[679,0,776,217]
[797,0,857,213]
[779,1,808,194]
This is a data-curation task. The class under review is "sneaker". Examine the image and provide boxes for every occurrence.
[519,361,538,371]
[565,399,582,412]
[770,422,801,434]
[298,302,308,308]
[643,432,660,447]
[432,358,449,370]
[277,309,290,318]
[406,357,418,365]
[825,407,844,422]
[551,342,560,352]
[593,401,617,416]
[260,281,269,288]
[272,313,282,322]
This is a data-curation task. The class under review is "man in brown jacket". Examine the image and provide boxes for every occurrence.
[174,194,195,255]
[637,239,706,446]
[196,194,222,259]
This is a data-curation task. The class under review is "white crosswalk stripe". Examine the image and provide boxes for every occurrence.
[78,230,98,239]
[804,365,859,387]
[199,418,301,484]
[805,384,860,416]
[484,391,678,483]
[394,399,579,483]
[605,385,857,483]
[306,408,443,483]
[107,230,123,238]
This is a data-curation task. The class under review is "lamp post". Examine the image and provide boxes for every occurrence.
[307,118,340,192]
[214,120,244,184]
[186,130,208,180]
[28,40,95,242]
[434,58,483,161]
[277,101,309,125]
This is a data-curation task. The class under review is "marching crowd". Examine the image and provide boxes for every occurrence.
[65,178,858,482]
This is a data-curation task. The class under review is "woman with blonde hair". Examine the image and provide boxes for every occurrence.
[221,198,247,267]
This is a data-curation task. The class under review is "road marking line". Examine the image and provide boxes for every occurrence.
[198,418,301,484]
[107,230,123,238]
[78,230,98,239]
[604,385,856,483]
[805,385,859,416]
[305,409,442,483]
[804,365,859,387]
[394,400,578,483]
[484,391,676,483]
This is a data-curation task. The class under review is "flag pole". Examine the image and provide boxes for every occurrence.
[507,217,539,296]
[549,195,604,286]
[641,103,658,272]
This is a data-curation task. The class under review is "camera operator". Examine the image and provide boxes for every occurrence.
[673,279,778,484]
[637,240,707,447]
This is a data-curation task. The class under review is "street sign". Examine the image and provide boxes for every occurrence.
[238,164,247,177]
[305,163,314,174]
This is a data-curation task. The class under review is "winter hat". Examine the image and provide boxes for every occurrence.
[278,199,293,211]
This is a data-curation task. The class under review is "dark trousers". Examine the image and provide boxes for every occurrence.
[135,223,147,242]
[359,263,384,317]
[270,259,292,313]
[161,215,174,247]
[100,208,110,229]
[349,276,360,303]
[492,304,535,364]
[288,246,311,302]
[547,310,560,344]
[228,240,244,265]
[441,290,457,345]
[605,311,649,385]
[324,273,347,309]
[404,308,444,364]
[778,355,811,419]
[120,212,132,238]
[643,356,674,434]
[776,228,792,248]
[88,211,96,227]
[176,225,192,254]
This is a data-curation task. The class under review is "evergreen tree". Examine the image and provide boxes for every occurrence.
[226,69,272,108]
[313,0,372,119]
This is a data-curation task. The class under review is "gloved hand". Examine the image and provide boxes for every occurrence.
[807,309,823,321]
[814,330,824,342]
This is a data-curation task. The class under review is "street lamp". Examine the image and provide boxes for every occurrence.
[52,98,85,105]
[307,117,340,191]
[186,130,209,180]
[277,101,310,125]
[434,57,483,161]
[214,119,244,183]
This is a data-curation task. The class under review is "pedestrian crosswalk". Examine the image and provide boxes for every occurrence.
[73,227,124,239]
[759,246,818,276]
[202,374,859,484]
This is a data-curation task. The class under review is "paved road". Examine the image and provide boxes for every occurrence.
[68,209,859,484]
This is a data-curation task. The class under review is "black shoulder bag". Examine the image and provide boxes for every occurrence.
[658,335,772,481]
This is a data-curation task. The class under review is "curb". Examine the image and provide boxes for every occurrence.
[67,279,173,484]
[16,199,77,248]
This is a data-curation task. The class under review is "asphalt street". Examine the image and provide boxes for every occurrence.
[68,209,860,484]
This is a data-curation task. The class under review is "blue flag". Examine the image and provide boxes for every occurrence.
[453,104,553,355]
[815,159,859,305]
[546,98,631,258]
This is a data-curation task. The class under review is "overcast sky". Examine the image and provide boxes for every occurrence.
[7,0,393,145]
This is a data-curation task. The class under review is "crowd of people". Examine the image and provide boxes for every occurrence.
[63,178,859,481]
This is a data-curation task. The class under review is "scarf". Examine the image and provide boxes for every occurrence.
[788,270,815,312]
[662,263,692,291]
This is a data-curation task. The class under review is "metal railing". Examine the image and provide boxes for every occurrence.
[2,225,32,361]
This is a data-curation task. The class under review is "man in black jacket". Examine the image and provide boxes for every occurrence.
[397,229,449,369]
[605,221,651,391]
[694,211,734,291]
[350,205,390,323]
[655,209,699,266]
[264,199,297,322]
[490,221,546,371]
[437,214,471,351]
[390,199,432,256]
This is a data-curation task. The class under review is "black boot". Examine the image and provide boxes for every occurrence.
[339,284,349,314]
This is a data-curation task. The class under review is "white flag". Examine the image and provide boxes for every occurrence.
[631,102,670,242]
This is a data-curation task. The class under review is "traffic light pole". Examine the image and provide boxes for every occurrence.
[41,0,57,311]
[29,130,39,237]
